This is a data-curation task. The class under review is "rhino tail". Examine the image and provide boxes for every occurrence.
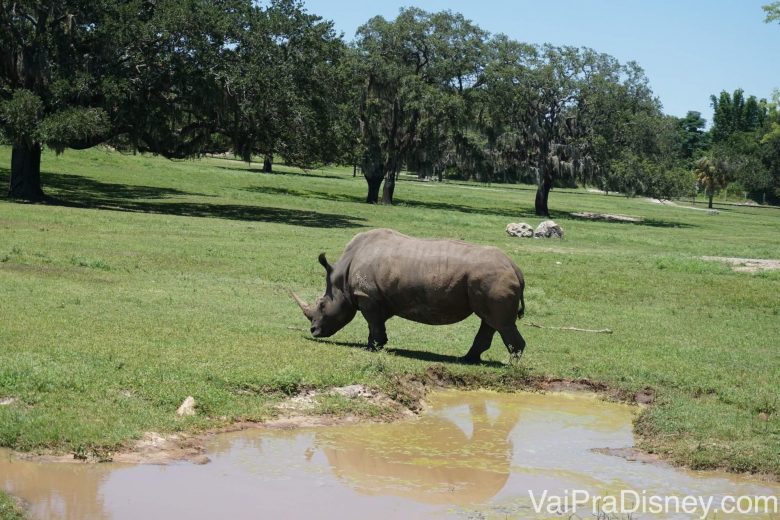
[514,264,525,320]
[518,292,525,320]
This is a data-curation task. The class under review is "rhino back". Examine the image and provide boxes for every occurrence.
[345,229,520,325]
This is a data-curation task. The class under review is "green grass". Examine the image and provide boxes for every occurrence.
[0,491,24,520]
[0,146,778,476]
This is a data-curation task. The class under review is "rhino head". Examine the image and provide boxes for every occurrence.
[291,253,357,338]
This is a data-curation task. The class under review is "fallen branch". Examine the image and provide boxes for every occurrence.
[527,322,613,334]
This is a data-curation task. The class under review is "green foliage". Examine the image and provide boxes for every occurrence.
[1,0,349,197]
[676,111,709,161]
[0,90,43,147]
[480,38,672,211]
[698,86,780,204]
[693,155,728,192]
[732,155,773,196]
[607,152,651,197]
[606,152,693,199]
[710,89,767,143]
[352,7,488,202]
[763,2,780,23]
[39,108,110,154]
[223,0,347,167]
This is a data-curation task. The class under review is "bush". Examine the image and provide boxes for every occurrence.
[607,152,694,199]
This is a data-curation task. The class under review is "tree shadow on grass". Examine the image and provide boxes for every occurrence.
[0,168,365,229]
[246,185,694,228]
[247,185,539,220]
[567,211,696,229]
[214,165,344,180]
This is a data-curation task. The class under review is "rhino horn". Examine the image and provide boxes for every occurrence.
[290,290,313,320]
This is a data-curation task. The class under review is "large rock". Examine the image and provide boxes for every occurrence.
[176,396,196,416]
[534,220,564,238]
[506,222,534,238]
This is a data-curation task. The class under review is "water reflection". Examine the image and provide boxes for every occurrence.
[316,398,521,504]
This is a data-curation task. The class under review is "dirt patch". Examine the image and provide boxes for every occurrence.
[701,256,780,273]
[647,199,719,213]
[532,378,656,408]
[116,432,207,464]
[277,383,410,414]
[634,387,655,405]
[0,397,17,406]
[533,377,609,394]
[571,211,643,223]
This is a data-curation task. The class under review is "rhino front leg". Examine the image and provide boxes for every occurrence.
[462,320,496,364]
[367,323,387,350]
[361,309,388,350]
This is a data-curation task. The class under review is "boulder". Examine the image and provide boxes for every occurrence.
[176,396,196,416]
[506,222,534,238]
[534,220,564,238]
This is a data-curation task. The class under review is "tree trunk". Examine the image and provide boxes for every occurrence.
[365,175,383,203]
[262,154,273,173]
[8,143,44,201]
[708,192,713,209]
[363,155,384,203]
[353,163,357,177]
[381,169,396,204]
[534,169,552,217]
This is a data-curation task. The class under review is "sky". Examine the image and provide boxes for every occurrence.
[301,0,780,125]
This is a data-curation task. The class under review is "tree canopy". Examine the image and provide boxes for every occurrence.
[351,7,487,203]
[764,2,780,23]
[1,0,346,199]
[1,2,777,209]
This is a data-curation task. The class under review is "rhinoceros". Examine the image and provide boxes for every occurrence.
[291,229,527,363]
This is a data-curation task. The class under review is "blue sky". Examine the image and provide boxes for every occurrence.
[302,0,780,124]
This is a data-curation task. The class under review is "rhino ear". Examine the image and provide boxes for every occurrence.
[319,253,333,296]
[318,253,333,275]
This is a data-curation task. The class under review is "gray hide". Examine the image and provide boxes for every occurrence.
[292,229,527,363]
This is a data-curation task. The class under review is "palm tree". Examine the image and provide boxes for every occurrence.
[694,156,730,209]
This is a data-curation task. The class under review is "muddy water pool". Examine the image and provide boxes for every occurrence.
[1,390,778,519]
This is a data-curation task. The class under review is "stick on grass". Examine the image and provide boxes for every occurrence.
[527,322,613,334]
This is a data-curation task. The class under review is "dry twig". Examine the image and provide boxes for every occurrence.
[527,322,613,334]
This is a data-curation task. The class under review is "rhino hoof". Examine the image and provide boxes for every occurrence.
[508,351,524,365]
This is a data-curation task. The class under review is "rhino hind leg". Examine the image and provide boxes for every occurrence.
[462,320,496,364]
[497,325,526,357]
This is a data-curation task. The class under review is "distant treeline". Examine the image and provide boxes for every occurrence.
[2,1,778,212]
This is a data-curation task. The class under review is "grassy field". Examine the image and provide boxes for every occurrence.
[0,146,778,477]
[0,491,24,520]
